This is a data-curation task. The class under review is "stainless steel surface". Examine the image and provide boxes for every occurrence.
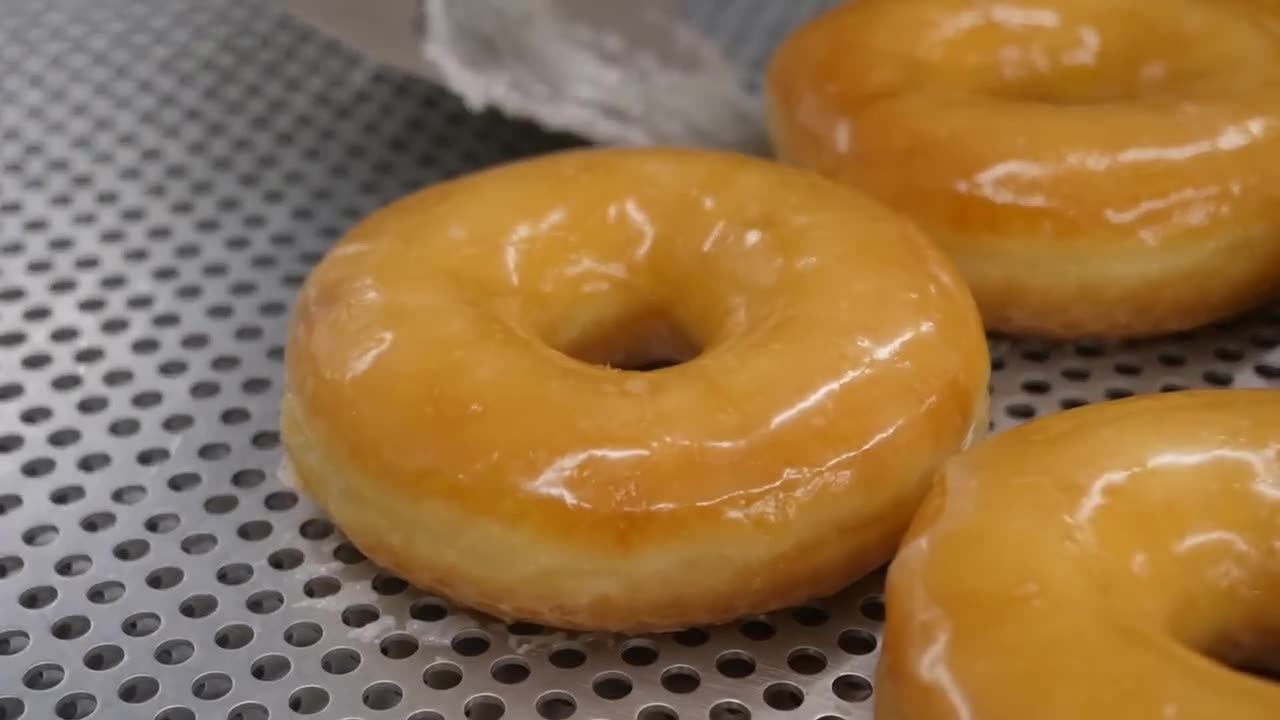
[2,1,1279,719]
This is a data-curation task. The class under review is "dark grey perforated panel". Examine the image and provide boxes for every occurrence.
[1,1,1278,720]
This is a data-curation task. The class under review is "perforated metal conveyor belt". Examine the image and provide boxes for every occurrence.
[1,1,1278,719]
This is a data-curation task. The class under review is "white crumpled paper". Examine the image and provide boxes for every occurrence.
[283,0,769,152]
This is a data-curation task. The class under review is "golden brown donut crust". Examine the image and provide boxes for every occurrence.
[766,0,1280,338]
[879,389,1280,720]
[282,147,989,631]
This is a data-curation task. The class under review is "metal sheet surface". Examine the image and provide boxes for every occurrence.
[2,1,1279,720]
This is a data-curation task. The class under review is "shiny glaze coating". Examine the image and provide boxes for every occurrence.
[282,146,989,631]
[766,0,1280,338]
[879,389,1280,720]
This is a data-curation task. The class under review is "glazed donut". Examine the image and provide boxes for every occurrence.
[879,389,1280,720]
[765,0,1280,338]
[281,147,989,631]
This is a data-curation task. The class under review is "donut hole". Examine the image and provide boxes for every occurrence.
[1203,632,1280,683]
[552,306,702,372]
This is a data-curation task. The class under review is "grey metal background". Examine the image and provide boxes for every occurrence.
[1,1,1278,719]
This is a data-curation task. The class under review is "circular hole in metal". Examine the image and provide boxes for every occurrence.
[268,547,303,570]
[362,682,403,711]
[14,409,47,431]
[283,621,322,648]
[145,513,180,533]
[154,639,195,666]
[424,660,464,690]
[536,691,577,719]
[0,494,20,514]
[191,672,232,700]
[204,494,238,514]
[0,699,23,720]
[198,442,230,460]
[792,605,829,627]
[321,647,361,675]
[146,566,184,590]
[79,511,116,532]
[464,694,505,720]
[832,674,874,702]
[288,686,329,715]
[49,485,83,505]
[55,554,92,577]
[263,490,297,511]
[19,585,57,609]
[214,623,254,650]
[113,538,150,561]
[507,621,546,635]
[1061,366,1090,381]
[738,618,775,641]
[380,633,419,660]
[592,672,633,700]
[660,665,701,694]
[181,533,217,555]
[237,520,273,541]
[452,630,492,657]
[0,630,29,656]
[23,525,58,547]
[409,597,446,621]
[108,418,139,436]
[179,593,218,619]
[250,653,291,682]
[715,650,756,679]
[549,644,587,669]
[299,517,333,540]
[1204,369,1234,387]
[621,639,659,667]
[23,662,65,690]
[341,604,379,628]
[51,615,91,640]
[490,656,530,684]
[838,628,877,655]
[155,708,195,720]
[763,681,805,711]
[673,627,710,647]
[638,705,679,720]
[167,473,201,492]
[0,556,21,579]
[786,646,828,675]
[859,595,886,622]
[47,428,80,447]
[118,675,160,703]
[83,643,124,671]
[77,452,111,472]
[22,459,55,479]
[303,575,340,598]
[122,612,161,637]
[372,572,408,595]
[708,700,751,720]
[332,540,368,563]
[217,562,253,585]
[227,702,270,720]
[1005,403,1036,419]
[54,692,97,720]
[246,590,284,614]
[407,713,446,720]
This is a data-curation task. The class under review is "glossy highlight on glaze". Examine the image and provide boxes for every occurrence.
[281,146,990,631]
[766,0,1280,338]
[879,389,1280,720]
